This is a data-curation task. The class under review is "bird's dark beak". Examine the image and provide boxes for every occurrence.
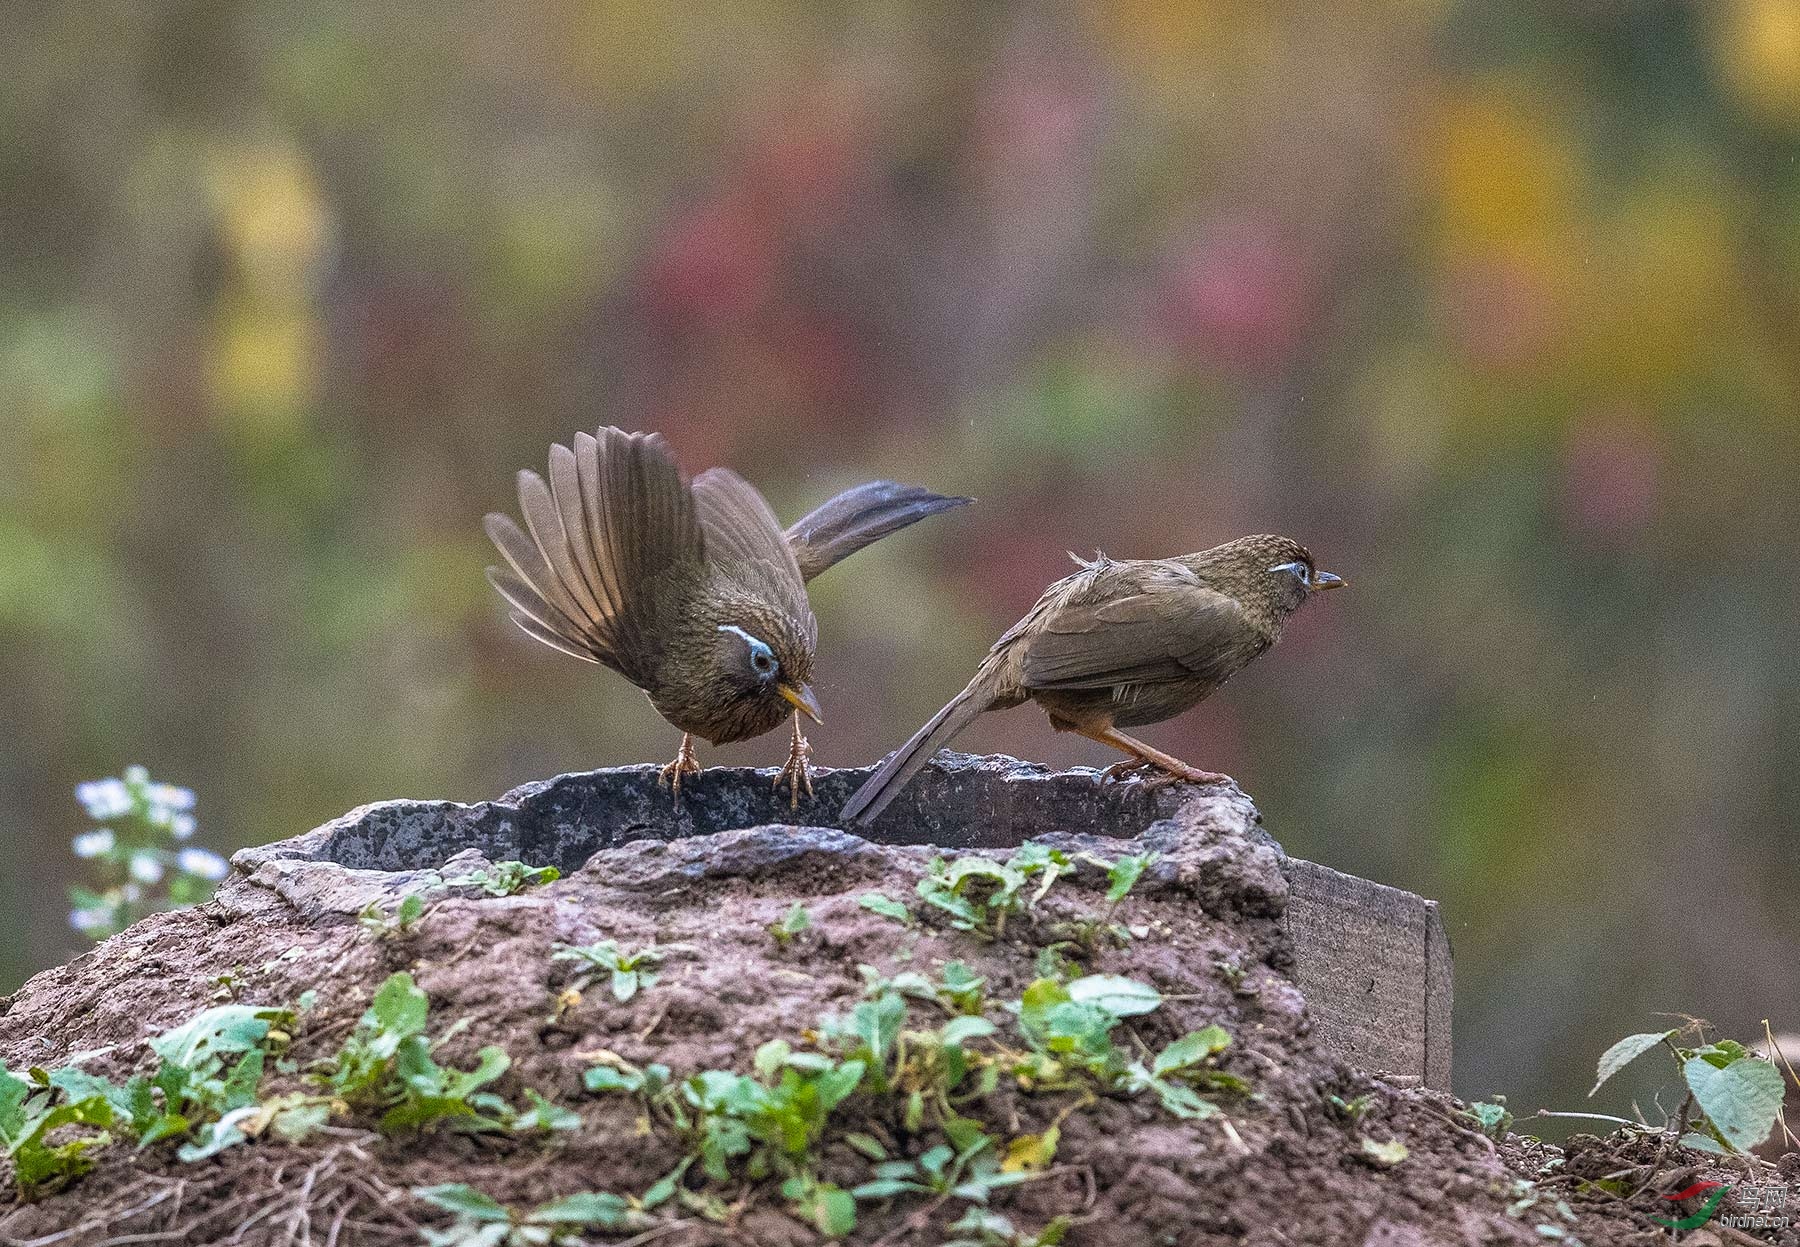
[1313,570,1346,591]
[778,683,824,724]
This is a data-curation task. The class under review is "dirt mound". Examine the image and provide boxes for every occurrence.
[0,758,1742,1245]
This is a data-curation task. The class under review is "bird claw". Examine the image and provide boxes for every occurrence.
[773,723,814,810]
[1099,758,1231,789]
[657,735,702,803]
[1099,758,1157,783]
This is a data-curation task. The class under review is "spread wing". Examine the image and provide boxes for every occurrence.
[485,428,704,680]
[690,467,815,641]
[1018,573,1261,692]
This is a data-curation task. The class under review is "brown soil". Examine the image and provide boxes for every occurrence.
[0,761,1784,1246]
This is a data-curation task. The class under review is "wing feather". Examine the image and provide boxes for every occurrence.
[1019,581,1258,692]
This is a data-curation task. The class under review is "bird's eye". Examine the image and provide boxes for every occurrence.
[719,625,779,680]
[1266,560,1309,584]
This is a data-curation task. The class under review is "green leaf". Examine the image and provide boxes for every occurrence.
[367,974,431,1051]
[815,1060,867,1112]
[414,1183,512,1222]
[148,1005,283,1069]
[1677,1130,1729,1155]
[176,1106,257,1162]
[940,1016,998,1047]
[1106,853,1155,903]
[642,1156,693,1208]
[815,1186,857,1237]
[513,1090,581,1133]
[1149,1077,1219,1120]
[529,1191,634,1227]
[844,1131,888,1160]
[583,1066,640,1094]
[1153,1026,1231,1075]
[1066,974,1162,1018]
[1589,1030,1677,1096]
[1682,1054,1784,1152]
[858,893,913,924]
[772,902,811,942]
[269,1101,329,1143]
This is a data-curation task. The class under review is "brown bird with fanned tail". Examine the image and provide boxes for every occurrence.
[840,534,1344,826]
[486,427,970,805]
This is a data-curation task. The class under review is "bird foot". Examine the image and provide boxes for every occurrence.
[1100,758,1231,789]
[773,721,814,810]
[657,735,702,802]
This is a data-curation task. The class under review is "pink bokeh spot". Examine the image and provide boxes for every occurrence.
[1163,224,1310,373]
[1561,416,1661,541]
[644,197,776,328]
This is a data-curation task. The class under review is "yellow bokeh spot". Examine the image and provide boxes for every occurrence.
[1714,0,1800,125]
[1432,82,1581,267]
[208,142,332,293]
[210,303,317,419]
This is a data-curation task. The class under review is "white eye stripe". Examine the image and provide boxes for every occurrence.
[717,625,778,672]
[1266,561,1310,584]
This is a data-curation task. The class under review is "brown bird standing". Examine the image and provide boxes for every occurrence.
[840,534,1344,825]
[486,427,970,804]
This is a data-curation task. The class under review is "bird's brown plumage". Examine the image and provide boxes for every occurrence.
[840,534,1344,825]
[486,427,970,801]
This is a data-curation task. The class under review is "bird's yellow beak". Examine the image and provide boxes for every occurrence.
[1314,570,1346,591]
[778,683,824,724]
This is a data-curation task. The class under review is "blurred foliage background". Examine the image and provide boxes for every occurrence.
[2,0,1797,1119]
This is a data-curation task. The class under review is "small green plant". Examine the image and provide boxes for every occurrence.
[68,767,229,940]
[0,1066,116,1197]
[1461,1095,1512,1139]
[551,940,674,1002]
[851,1117,1029,1205]
[915,844,1072,939]
[942,1208,1073,1247]
[1099,852,1155,904]
[1011,975,1239,1119]
[769,902,811,947]
[1590,1025,1788,1153]
[316,972,566,1135]
[635,1043,867,1233]
[442,861,561,896]
[130,1001,311,1159]
[858,893,914,925]
[582,1053,673,1097]
[414,1183,651,1246]
[357,891,427,938]
[1325,1091,1374,1122]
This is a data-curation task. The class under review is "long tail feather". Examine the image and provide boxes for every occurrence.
[840,679,994,826]
[785,482,972,582]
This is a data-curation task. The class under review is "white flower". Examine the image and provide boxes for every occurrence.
[124,764,148,785]
[121,883,143,904]
[72,829,116,859]
[69,908,113,933]
[146,783,196,813]
[129,853,165,884]
[171,814,197,840]
[177,848,229,881]
[75,779,132,820]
